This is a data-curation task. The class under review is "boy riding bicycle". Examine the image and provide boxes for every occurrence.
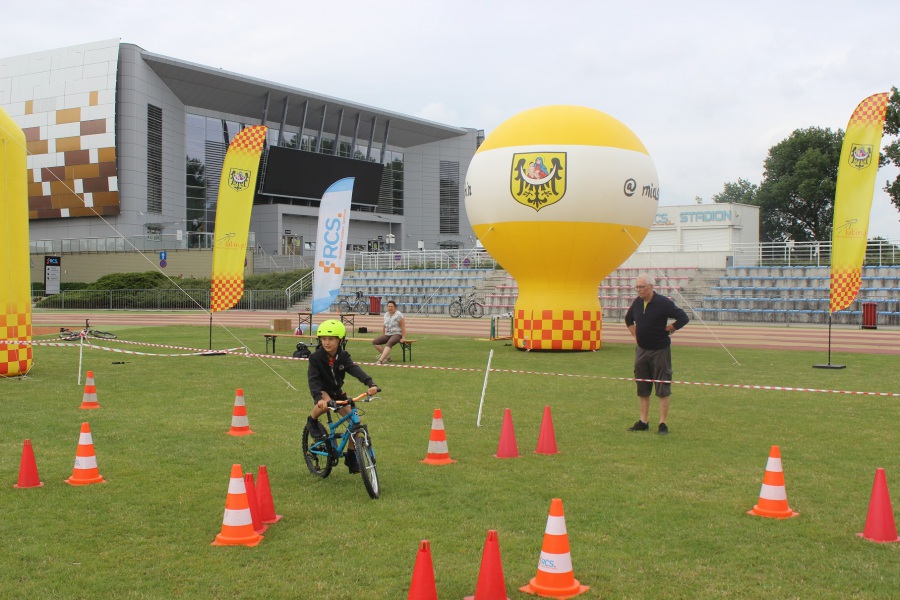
[306,319,379,474]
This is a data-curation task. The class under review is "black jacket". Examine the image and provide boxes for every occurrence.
[624,293,690,350]
[307,346,375,402]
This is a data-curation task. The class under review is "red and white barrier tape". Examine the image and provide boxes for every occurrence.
[8,338,899,397]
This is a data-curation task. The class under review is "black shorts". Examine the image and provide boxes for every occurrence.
[372,333,402,347]
[634,346,673,398]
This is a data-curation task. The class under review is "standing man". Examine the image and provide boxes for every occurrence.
[624,275,689,435]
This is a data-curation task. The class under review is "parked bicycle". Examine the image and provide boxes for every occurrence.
[338,290,369,314]
[59,319,117,341]
[302,390,380,499]
[449,291,484,318]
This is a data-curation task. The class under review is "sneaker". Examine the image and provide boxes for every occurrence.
[628,420,650,432]
[384,357,392,363]
[345,452,360,474]
[307,417,328,440]
[658,423,669,435]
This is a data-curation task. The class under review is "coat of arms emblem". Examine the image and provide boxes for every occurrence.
[510,152,566,211]
[228,168,252,191]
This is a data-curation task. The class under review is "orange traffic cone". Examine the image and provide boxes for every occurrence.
[748,445,798,519]
[212,464,262,547]
[535,406,558,455]
[79,370,100,409]
[244,473,268,534]
[14,439,43,489]
[256,465,283,524]
[407,540,438,600]
[421,408,456,465]
[857,468,900,543]
[465,530,511,600]
[520,498,589,599]
[226,388,253,436]
[494,408,519,458]
[64,422,106,485]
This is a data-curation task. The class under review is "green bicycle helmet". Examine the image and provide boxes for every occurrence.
[316,319,346,339]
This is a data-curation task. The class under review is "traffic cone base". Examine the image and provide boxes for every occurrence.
[748,445,798,519]
[520,498,589,599]
[79,370,100,409]
[227,388,254,436]
[14,439,44,489]
[464,529,511,600]
[407,540,438,600]
[65,423,106,485]
[495,408,519,458]
[421,408,456,465]
[212,464,263,547]
[535,405,559,455]
[857,468,900,543]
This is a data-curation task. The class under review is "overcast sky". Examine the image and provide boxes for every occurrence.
[4,0,900,239]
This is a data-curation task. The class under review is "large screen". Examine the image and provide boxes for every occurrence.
[261,146,384,206]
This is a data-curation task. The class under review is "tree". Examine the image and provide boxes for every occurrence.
[712,178,758,205]
[754,127,843,242]
[879,86,900,213]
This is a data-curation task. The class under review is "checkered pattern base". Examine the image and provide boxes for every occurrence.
[830,268,862,313]
[0,307,33,376]
[514,309,602,351]
[211,276,245,313]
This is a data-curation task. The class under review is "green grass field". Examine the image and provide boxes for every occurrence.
[3,324,899,599]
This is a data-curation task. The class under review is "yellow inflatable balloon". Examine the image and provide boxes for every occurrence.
[465,106,658,350]
[0,107,33,376]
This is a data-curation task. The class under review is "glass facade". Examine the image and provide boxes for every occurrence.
[185,112,404,233]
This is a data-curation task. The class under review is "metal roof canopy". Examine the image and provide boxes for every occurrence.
[138,47,468,149]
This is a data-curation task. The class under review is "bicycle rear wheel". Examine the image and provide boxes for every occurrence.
[302,425,334,478]
[469,302,484,318]
[352,429,379,499]
[338,299,351,314]
[90,330,117,339]
[58,331,79,341]
[449,301,462,318]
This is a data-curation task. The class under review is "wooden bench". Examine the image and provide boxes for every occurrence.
[262,333,416,362]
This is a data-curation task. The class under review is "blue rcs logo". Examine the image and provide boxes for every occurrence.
[318,212,345,274]
[539,558,557,569]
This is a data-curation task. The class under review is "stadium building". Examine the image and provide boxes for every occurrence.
[1,39,481,265]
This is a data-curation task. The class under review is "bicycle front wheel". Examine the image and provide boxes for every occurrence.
[338,300,351,314]
[302,425,333,478]
[468,302,484,318]
[353,429,379,499]
[448,301,462,318]
[90,330,117,339]
[58,331,79,341]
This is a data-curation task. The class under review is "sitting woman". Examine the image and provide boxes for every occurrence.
[372,300,405,364]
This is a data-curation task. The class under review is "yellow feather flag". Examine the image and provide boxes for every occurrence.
[829,93,889,313]
[210,125,267,313]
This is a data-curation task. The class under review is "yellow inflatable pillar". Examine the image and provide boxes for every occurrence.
[465,106,658,350]
[0,107,33,376]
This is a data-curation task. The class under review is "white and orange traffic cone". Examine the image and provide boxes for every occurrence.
[748,445,798,519]
[212,464,262,547]
[226,388,253,436]
[421,408,455,465]
[79,371,100,409]
[64,422,106,485]
[520,498,589,598]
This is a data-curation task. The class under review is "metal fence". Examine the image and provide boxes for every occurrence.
[33,289,288,311]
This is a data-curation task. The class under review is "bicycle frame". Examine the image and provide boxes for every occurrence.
[310,393,373,461]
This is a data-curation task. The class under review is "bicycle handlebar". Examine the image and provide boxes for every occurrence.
[327,388,381,410]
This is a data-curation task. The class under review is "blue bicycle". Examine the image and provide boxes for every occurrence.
[302,390,380,499]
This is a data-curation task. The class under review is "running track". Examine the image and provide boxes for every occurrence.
[31,310,900,355]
